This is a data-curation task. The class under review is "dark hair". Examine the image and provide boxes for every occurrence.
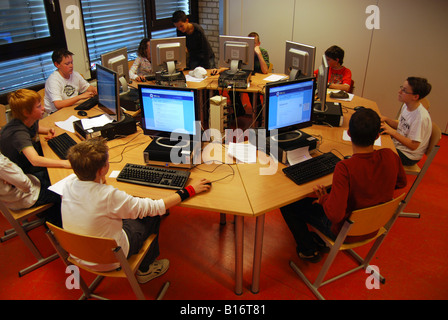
[137,38,150,58]
[52,48,74,64]
[325,45,345,65]
[348,108,381,147]
[407,77,432,99]
[172,10,187,23]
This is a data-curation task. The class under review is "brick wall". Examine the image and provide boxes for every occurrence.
[198,0,220,66]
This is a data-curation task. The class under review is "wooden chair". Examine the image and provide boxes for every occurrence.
[400,121,441,218]
[0,201,58,276]
[46,222,170,300]
[289,193,406,300]
[0,104,7,128]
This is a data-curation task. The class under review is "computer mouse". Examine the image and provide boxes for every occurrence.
[354,106,365,111]
[77,110,87,116]
[205,182,212,186]
[344,155,352,159]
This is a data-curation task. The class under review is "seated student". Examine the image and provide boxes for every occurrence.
[0,89,71,181]
[44,48,97,114]
[172,10,216,69]
[314,45,352,92]
[0,153,62,227]
[381,77,432,166]
[62,137,211,282]
[281,108,407,263]
[129,38,153,82]
[249,32,270,75]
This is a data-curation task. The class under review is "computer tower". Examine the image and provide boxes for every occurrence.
[312,102,343,127]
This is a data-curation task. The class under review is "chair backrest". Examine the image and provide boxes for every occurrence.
[425,121,442,156]
[347,193,406,237]
[0,104,7,128]
[268,62,273,73]
[420,97,430,110]
[46,223,120,265]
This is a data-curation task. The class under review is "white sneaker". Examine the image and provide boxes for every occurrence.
[136,259,169,284]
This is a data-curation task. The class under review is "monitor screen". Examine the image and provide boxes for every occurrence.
[218,35,255,73]
[150,37,186,74]
[284,41,316,80]
[314,54,329,112]
[265,77,315,139]
[139,85,199,140]
[101,47,130,94]
[96,64,123,122]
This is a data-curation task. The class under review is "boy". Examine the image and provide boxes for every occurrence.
[0,89,71,178]
[44,48,97,114]
[381,77,432,166]
[172,10,216,69]
[281,108,407,262]
[314,45,352,92]
[62,137,211,283]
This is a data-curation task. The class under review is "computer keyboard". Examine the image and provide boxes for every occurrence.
[74,95,98,110]
[117,163,190,190]
[47,133,77,160]
[282,152,341,185]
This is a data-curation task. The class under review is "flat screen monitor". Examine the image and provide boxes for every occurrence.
[314,54,329,112]
[218,35,255,74]
[150,37,187,76]
[265,77,315,142]
[101,47,130,94]
[138,84,199,145]
[284,41,316,80]
[96,64,124,122]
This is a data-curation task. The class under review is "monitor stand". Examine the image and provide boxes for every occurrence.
[270,130,302,143]
[155,137,190,149]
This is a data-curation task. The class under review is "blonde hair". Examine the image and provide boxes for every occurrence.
[67,137,109,181]
[7,89,41,122]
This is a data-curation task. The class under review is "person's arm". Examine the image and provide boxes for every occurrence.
[164,179,211,209]
[38,124,55,141]
[53,90,95,110]
[254,46,269,74]
[22,146,71,169]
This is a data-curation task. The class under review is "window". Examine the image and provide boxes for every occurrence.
[0,0,65,96]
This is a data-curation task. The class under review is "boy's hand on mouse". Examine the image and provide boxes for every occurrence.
[191,179,212,194]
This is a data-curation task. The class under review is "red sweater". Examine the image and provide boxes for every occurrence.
[320,149,407,237]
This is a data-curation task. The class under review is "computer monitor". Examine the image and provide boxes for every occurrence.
[218,35,255,74]
[101,47,130,94]
[138,84,200,146]
[284,41,316,80]
[314,54,329,113]
[265,77,315,142]
[150,37,186,77]
[96,64,124,122]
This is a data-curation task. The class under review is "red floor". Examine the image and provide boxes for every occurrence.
[1,135,447,301]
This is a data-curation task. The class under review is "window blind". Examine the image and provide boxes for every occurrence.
[80,0,147,66]
[154,0,190,19]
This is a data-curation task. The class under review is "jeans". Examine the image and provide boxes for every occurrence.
[122,216,161,272]
[280,197,335,254]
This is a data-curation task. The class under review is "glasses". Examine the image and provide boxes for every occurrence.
[399,86,414,95]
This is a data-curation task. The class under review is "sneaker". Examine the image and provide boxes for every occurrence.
[136,259,169,284]
[297,248,322,263]
[310,232,330,254]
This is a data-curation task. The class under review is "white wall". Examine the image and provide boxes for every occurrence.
[225,0,448,133]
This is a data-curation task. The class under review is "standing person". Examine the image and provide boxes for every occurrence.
[281,108,407,262]
[172,10,216,69]
[129,38,153,82]
[314,45,352,92]
[44,48,97,114]
[62,137,211,282]
[381,77,432,166]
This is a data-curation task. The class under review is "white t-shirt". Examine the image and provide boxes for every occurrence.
[44,70,90,114]
[394,103,432,161]
[61,175,166,271]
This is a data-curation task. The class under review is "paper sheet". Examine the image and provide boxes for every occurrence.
[264,74,288,82]
[55,116,80,133]
[286,146,312,166]
[81,114,114,130]
[227,142,257,163]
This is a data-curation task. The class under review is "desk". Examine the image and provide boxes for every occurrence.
[40,90,394,296]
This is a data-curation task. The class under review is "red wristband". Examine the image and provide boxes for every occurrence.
[185,185,196,197]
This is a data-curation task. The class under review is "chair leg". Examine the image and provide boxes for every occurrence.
[1,218,44,242]
[289,260,325,300]
[156,281,170,300]
[399,212,420,218]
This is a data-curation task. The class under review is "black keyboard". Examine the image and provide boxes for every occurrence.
[282,152,341,185]
[74,95,98,110]
[117,163,190,190]
[47,133,77,160]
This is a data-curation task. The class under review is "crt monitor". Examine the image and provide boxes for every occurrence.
[314,54,329,112]
[96,64,124,122]
[138,84,199,145]
[101,47,130,94]
[150,37,186,76]
[218,35,255,74]
[265,77,315,142]
[284,41,316,80]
